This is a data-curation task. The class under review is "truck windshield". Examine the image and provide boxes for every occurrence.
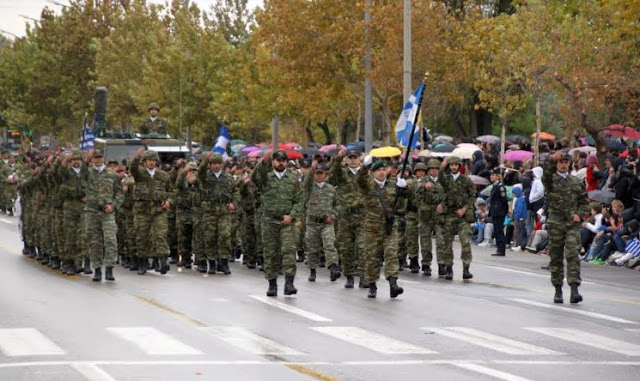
[105,145,144,165]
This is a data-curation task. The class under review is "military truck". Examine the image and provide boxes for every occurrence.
[94,135,189,165]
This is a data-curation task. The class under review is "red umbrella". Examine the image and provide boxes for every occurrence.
[269,143,295,150]
[604,125,640,140]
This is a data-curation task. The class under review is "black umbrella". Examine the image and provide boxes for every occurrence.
[299,147,321,156]
[431,142,456,153]
[588,190,615,205]
[506,135,530,144]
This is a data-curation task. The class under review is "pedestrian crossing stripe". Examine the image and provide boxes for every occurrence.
[526,328,640,356]
[423,327,562,355]
[311,326,435,354]
[106,327,203,355]
[201,327,303,355]
[0,328,66,356]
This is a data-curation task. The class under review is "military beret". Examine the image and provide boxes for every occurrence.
[346,149,359,158]
[92,149,104,158]
[371,160,387,172]
[315,163,330,173]
[273,149,289,161]
[210,154,224,164]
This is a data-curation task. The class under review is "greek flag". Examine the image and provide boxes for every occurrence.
[395,82,425,148]
[211,124,231,159]
[625,238,640,258]
[81,120,95,150]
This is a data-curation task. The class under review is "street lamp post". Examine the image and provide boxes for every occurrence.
[364,0,373,152]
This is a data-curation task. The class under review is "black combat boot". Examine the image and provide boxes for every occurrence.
[389,277,404,298]
[398,257,405,271]
[553,285,563,304]
[463,265,473,280]
[50,256,61,270]
[438,264,446,277]
[570,284,583,304]
[258,255,265,272]
[367,283,377,298]
[169,249,178,264]
[183,256,192,269]
[92,267,102,282]
[65,262,77,276]
[138,257,147,275]
[198,259,207,273]
[30,247,39,258]
[444,265,453,280]
[122,256,130,268]
[35,249,43,261]
[308,269,316,282]
[219,258,231,275]
[152,257,161,272]
[159,259,170,274]
[358,277,370,289]
[319,256,326,268]
[83,258,92,274]
[345,276,355,289]
[266,279,278,297]
[409,257,419,273]
[105,266,115,281]
[129,258,139,271]
[284,275,297,295]
[296,250,306,263]
[247,260,256,269]
[208,260,216,275]
[329,264,341,281]
[422,264,432,276]
[40,254,49,265]
[22,245,29,256]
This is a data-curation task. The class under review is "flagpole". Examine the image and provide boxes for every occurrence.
[82,112,87,149]
[391,73,428,218]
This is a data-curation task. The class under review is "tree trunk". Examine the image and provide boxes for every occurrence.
[534,96,542,166]
[500,117,507,166]
[356,98,362,142]
[317,118,332,145]
[305,120,314,144]
[340,118,350,145]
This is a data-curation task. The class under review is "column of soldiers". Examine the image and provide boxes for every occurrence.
[12,147,485,299]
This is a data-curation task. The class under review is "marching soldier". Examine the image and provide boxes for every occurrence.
[175,161,198,269]
[542,151,589,304]
[58,151,88,275]
[130,149,173,275]
[357,156,405,299]
[138,103,169,136]
[439,156,475,280]
[415,160,446,276]
[252,149,302,297]
[85,149,123,282]
[1,151,20,215]
[198,152,238,275]
[304,161,339,282]
[239,165,258,269]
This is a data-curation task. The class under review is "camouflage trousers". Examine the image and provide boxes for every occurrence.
[418,212,444,266]
[176,208,193,258]
[547,221,581,286]
[42,204,54,255]
[116,212,125,256]
[202,205,232,260]
[21,196,35,247]
[4,184,16,210]
[63,201,85,264]
[191,207,205,261]
[168,208,177,254]
[305,220,338,269]
[336,212,365,277]
[362,217,400,284]
[230,211,241,251]
[133,202,169,259]
[86,210,118,267]
[254,207,263,256]
[125,213,137,258]
[442,214,472,267]
[405,212,419,259]
[261,217,297,280]
[53,207,65,258]
[241,211,257,262]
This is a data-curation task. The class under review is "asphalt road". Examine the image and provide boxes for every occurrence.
[0,214,638,381]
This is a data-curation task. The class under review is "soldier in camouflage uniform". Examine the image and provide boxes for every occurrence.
[19,162,40,257]
[166,162,181,265]
[120,169,137,270]
[58,151,88,275]
[138,103,169,136]
[252,149,302,297]
[328,149,366,288]
[416,159,446,276]
[403,165,422,273]
[542,151,589,304]
[304,161,339,283]
[1,152,20,215]
[175,162,198,269]
[357,157,405,299]
[85,149,124,282]
[198,152,238,275]
[439,156,475,280]
[130,149,173,275]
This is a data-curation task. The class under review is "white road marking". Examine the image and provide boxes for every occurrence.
[209,298,229,302]
[510,298,638,324]
[0,359,639,368]
[626,329,640,333]
[249,295,333,322]
[70,363,117,381]
[424,327,561,355]
[527,328,640,356]
[0,328,66,356]
[485,266,596,285]
[311,327,435,355]
[398,279,420,284]
[106,327,202,355]
[0,218,14,224]
[454,363,533,381]
[201,327,302,355]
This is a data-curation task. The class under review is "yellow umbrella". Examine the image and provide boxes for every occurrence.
[370,146,402,158]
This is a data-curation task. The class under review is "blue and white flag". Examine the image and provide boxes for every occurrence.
[395,82,425,148]
[211,124,231,159]
[81,120,95,150]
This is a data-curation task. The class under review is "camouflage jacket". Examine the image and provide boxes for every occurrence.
[85,166,124,212]
[357,166,405,221]
[57,163,88,202]
[542,160,589,223]
[138,117,168,136]
[328,156,364,212]
[438,171,475,214]
[303,172,337,222]
[415,176,446,218]
[252,159,302,221]
[238,175,257,213]
[197,159,239,210]
[129,160,173,204]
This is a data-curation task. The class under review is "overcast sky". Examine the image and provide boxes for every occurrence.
[0,0,264,38]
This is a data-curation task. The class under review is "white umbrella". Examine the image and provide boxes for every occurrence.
[451,145,479,160]
[418,149,431,157]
